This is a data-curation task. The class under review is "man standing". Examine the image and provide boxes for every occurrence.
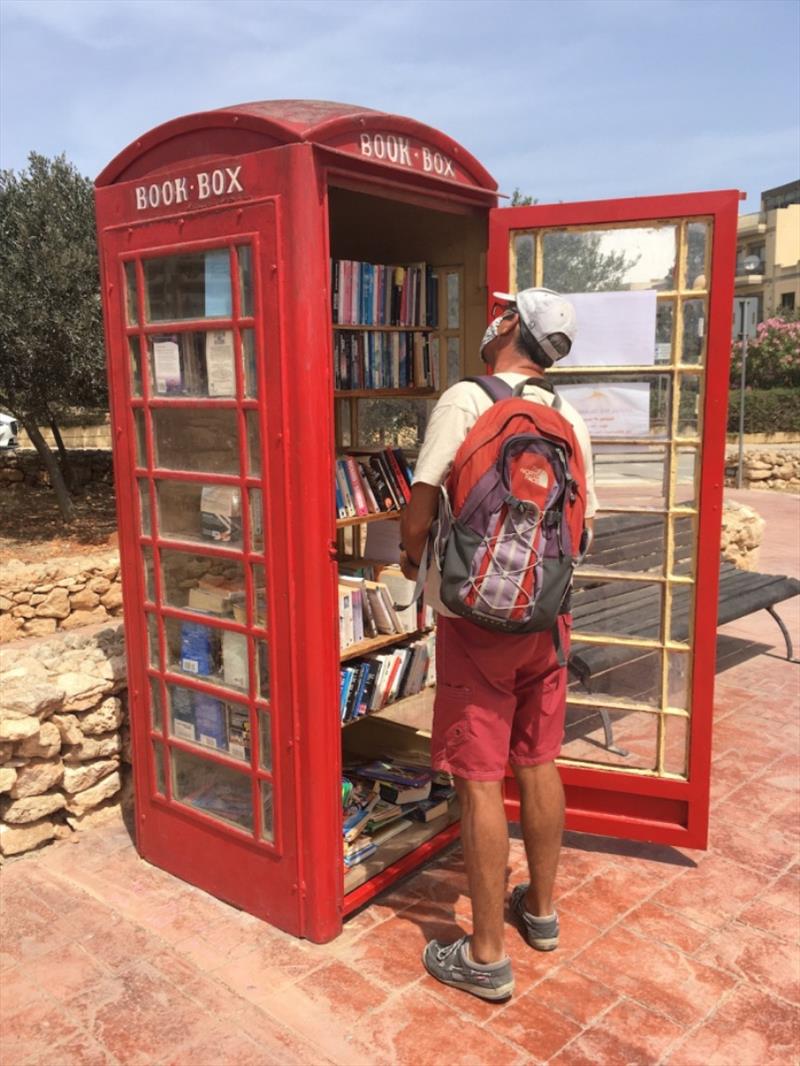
[399,289,597,1000]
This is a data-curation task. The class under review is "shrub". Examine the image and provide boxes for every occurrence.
[727,388,800,434]
[730,313,800,389]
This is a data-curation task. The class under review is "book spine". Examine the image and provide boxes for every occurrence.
[336,462,356,517]
[375,452,402,510]
[385,448,411,504]
[344,456,369,517]
[368,455,398,511]
[357,461,379,513]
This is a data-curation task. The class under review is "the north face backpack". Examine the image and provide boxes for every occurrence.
[432,375,590,635]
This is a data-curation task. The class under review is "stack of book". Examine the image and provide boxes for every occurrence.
[333,330,437,390]
[341,760,455,869]
[339,632,435,722]
[335,448,412,519]
[172,685,251,761]
[331,261,438,328]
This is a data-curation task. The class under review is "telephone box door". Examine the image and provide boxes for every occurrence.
[489,191,739,849]
[101,199,302,933]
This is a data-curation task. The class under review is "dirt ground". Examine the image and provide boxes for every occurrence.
[0,484,119,564]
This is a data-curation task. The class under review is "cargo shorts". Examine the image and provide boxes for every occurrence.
[431,613,571,781]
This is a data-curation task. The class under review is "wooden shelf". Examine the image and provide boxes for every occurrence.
[336,510,402,529]
[334,388,437,399]
[341,628,425,663]
[333,324,434,333]
[341,685,434,730]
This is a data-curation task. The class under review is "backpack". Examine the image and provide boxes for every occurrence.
[432,375,590,636]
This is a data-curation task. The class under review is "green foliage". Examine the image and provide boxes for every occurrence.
[727,388,800,433]
[510,189,537,207]
[730,311,800,389]
[0,153,106,423]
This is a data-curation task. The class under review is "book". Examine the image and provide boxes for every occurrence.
[379,780,432,805]
[356,761,433,789]
[227,705,250,761]
[222,630,248,690]
[344,456,369,516]
[379,566,417,633]
[343,838,377,868]
[180,622,217,677]
[371,817,412,847]
[194,693,227,749]
[200,486,242,544]
[407,797,449,823]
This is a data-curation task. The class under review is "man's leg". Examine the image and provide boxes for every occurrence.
[512,760,564,916]
[454,776,509,964]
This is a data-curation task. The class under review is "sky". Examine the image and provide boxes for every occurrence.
[1,0,798,213]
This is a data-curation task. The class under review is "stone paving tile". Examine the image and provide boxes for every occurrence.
[693,919,800,1005]
[549,996,685,1065]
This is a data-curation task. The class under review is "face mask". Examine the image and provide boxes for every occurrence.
[479,315,505,362]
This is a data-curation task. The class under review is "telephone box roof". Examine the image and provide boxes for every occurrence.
[96,98,497,194]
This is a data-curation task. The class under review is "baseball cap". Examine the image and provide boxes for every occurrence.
[492,288,576,364]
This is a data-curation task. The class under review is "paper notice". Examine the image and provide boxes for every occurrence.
[559,291,657,367]
[555,382,651,438]
[206,331,235,396]
[152,338,181,394]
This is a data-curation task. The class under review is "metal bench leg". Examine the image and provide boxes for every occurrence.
[598,707,629,758]
[766,606,795,661]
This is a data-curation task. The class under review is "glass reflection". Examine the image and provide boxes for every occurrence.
[562,705,657,769]
[160,550,245,620]
[681,300,706,364]
[542,226,676,293]
[152,408,239,474]
[148,331,236,397]
[513,233,535,292]
[143,249,232,322]
[172,747,253,832]
[157,481,242,547]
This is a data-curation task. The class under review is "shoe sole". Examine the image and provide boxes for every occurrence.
[422,950,514,1001]
[527,936,559,951]
[510,899,560,951]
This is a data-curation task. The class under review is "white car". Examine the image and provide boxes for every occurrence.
[0,412,19,451]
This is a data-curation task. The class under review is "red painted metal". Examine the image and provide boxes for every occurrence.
[488,190,740,849]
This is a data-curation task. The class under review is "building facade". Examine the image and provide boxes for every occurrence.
[735,180,800,322]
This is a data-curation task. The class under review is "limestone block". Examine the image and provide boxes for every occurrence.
[78,697,123,736]
[17,721,62,759]
[59,672,114,712]
[11,605,35,619]
[36,587,71,619]
[0,615,22,642]
[0,817,56,855]
[69,588,100,611]
[9,758,64,798]
[0,742,14,763]
[51,714,83,745]
[28,594,45,605]
[0,789,66,824]
[0,681,65,720]
[65,732,122,761]
[0,715,40,743]
[776,464,795,479]
[0,594,13,611]
[0,766,17,792]
[745,468,772,481]
[0,658,48,686]
[65,797,121,831]
[88,576,111,595]
[32,584,54,594]
[100,584,124,612]
[65,770,121,814]
[60,606,110,631]
[23,618,58,637]
[62,756,119,794]
[12,592,32,604]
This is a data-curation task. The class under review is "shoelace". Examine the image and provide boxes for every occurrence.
[435,936,468,964]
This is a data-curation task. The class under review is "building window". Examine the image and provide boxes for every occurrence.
[779,292,795,311]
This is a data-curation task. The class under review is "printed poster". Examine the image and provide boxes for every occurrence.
[205,330,235,396]
[204,249,232,317]
[555,383,651,438]
[152,338,181,394]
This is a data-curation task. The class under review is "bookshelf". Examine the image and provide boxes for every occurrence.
[336,509,402,530]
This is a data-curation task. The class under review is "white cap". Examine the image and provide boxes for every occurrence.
[493,288,577,363]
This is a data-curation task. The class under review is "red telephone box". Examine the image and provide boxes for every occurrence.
[95,100,738,943]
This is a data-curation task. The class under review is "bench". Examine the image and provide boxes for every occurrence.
[568,512,800,753]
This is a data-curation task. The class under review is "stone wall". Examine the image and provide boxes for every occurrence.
[720,500,765,572]
[0,449,113,491]
[0,550,122,643]
[725,450,800,492]
[0,622,130,857]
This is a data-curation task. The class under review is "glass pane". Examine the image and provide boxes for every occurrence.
[555,375,671,440]
[572,578,663,641]
[676,375,701,438]
[672,515,697,580]
[160,549,245,620]
[681,300,706,365]
[246,411,261,477]
[242,329,257,397]
[142,546,155,602]
[147,331,236,398]
[149,678,163,731]
[257,641,270,700]
[446,272,460,329]
[153,742,166,795]
[446,337,461,387]
[259,709,272,771]
[588,514,666,576]
[429,336,440,391]
[357,398,436,448]
[675,446,699,508]
[152,409,239,474]
[252,564,267,628]
[668,652,691,710]
[172,747,253,832]
[562,705,657,770]
[168,683,250,763]
[260,781,274,842]
[138,480,151,535]
[655,301,674,364]
[663,714,689,776]
[143,249,232,323]
[129,336,143,397]
[512,232,535,292]
[685,222,709,290]
[670,582,695,645]
[249,489,264,553]
[157,481,242,547]
[237,246,253,318]
[592,444,671,511]
[133,409,147,468]
[569,641,662,708]
[125,261,138,325]
[164,616,248,695]
[335,399,352,449]
[147,613,160,669]
[543,226,677,293]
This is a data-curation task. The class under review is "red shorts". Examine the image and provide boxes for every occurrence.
[431,614,571,781]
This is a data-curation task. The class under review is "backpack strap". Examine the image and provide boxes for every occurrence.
[511,376,563,411]
[462,375,514,404]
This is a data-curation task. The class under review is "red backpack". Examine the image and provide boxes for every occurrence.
[433,376,590,635]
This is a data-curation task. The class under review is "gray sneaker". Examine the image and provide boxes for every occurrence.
[422,935,514,1001]
[510,884,560,950]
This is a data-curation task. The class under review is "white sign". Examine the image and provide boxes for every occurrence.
[560,290,657,367]
[205,331,235,397]
[134,166,244,212]
[556,383,651,438]
[358,133,456,177]
[152,339,181,394]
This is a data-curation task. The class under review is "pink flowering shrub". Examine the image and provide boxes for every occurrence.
[730,312,800,388]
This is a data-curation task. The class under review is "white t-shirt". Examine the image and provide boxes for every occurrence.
[413,373,598,617]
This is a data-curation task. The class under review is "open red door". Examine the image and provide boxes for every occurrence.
[489,191,739,849]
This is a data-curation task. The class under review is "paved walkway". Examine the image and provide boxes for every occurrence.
[1,491,798,1066]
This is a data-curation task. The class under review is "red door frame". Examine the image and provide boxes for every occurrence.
[489,190,740,849]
